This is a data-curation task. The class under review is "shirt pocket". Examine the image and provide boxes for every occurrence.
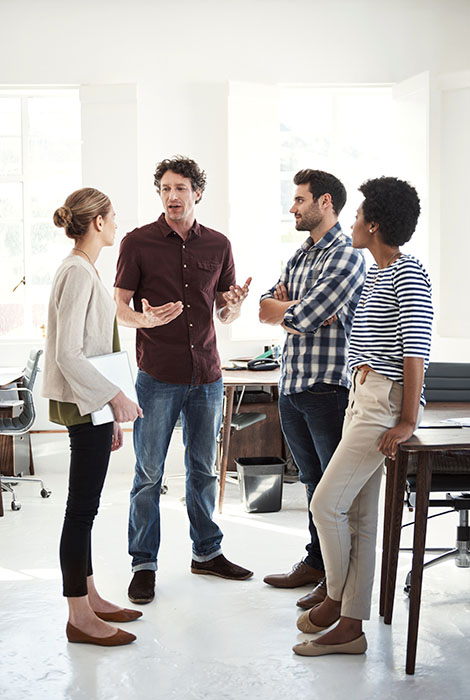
[196,259,221,292]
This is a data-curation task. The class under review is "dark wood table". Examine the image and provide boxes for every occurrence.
[218,368,280,513]
[380,402,470,674]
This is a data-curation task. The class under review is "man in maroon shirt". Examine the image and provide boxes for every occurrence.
[114,156,252,604]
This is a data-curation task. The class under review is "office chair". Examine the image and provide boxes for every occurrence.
[401,362,470,594]
[0,348,51,512]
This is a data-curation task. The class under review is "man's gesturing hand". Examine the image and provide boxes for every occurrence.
[221,277,252,310]
[141,298,184,328]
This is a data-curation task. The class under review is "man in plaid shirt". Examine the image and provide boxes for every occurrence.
[259,169,365,609]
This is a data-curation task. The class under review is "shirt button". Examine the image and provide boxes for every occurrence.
[187,304,191,308]
[183,264,187,268]
[189,323,193,327]
[185,283,188,288]
[182,244,186,249]
[191,344,194,349]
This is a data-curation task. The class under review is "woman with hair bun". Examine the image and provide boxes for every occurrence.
[42,187,143,646]
[293,177,433,658]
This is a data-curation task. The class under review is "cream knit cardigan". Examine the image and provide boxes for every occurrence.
[42,254,120,416]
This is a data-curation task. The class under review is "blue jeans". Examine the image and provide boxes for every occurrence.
[279,383,349,571]
[129,370,224,571]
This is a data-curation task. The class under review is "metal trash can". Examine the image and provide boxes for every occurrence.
[235,456,285,513]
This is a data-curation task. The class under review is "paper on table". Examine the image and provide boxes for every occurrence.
[441,417,470,427]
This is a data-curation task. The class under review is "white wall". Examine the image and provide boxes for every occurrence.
[1,0,470,428]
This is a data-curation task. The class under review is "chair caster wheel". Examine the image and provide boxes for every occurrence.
[41,488,51,498]
[403,584,411,597]
[160,485,168,495]
[11,501,21,511]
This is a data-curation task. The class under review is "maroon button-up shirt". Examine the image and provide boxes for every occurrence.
[114,213,236,385]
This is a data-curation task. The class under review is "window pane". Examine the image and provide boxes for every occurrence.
[30,179,81,219]
[0,136,22,176]
[0,223,25,338]
[30,221,70,285]
[0,98,21,136]
[0,182,23,219]
[28,96,81,138]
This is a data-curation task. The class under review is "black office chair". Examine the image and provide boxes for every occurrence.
[0,348,51,511]
[402,362,470,594]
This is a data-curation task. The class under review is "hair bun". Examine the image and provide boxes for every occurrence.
[53,205,73,228]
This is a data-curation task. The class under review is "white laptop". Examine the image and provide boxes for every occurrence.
[88,351,138,425]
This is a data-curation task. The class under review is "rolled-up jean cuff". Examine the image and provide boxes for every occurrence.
[132,562,158,573]
[192,547,223,563]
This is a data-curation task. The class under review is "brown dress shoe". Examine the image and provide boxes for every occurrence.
[263,561,325,588]
[66,622,136,646]
[95,608,143,622]
[191,554,253,580]
[128,570,156,604]
[296,578,327,608]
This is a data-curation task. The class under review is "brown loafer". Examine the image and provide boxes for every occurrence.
[94,608,143,622]
[128,570,156,604]
[263,561,325,588]
[191,554,253,580]
[296,578,327,608]
[66,622,136,647]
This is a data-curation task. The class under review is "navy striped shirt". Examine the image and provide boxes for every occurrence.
[348,255,433,405]
[261,223,366,395]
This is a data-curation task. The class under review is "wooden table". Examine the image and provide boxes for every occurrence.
[380,402,470,674]
[218,368,280,512]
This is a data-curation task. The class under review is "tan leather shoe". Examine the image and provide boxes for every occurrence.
[296,578,327,608]
[296,603,340,633]
[293,633,367,656]
[263,561,324,588]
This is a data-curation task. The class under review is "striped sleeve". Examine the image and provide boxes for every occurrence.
[394,258,433,358]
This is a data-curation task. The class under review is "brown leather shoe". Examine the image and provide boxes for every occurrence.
[95,608,143,622]
[263,561,325,588]
[296,578,327,608]
[191,554,253,580]
[66,622,136,646]
[128,570,156,604]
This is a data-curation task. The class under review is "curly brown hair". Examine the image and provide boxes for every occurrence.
[154,156,207,203]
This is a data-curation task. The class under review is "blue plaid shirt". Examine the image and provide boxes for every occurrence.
[261,223,366,395]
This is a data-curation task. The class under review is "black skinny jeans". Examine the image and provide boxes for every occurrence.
[60,422,113,597]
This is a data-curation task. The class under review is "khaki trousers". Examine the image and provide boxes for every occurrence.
[311,369,421,620]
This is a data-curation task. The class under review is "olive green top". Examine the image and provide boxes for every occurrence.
[49,320,121,426]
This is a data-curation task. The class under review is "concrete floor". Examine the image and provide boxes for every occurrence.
[1,432,469,700]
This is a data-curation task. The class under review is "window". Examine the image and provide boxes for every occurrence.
[280,86,394,268]
[0,88,81,339]
[228,83,395,342]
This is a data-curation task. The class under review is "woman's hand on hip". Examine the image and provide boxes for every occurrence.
[109,390,143,423]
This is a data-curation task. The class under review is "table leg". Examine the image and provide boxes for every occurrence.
[379,458,394,616]
[383,450,409,624]
[218,386,235,514]
[406,451,432,675]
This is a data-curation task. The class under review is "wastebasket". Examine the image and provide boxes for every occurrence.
[235,456,285,513]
